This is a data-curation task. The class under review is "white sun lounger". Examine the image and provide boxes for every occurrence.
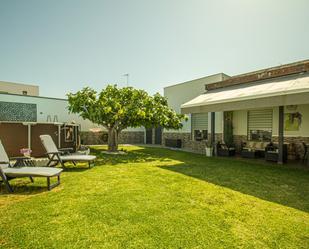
[40,135,96,168]
[0,140,63,192]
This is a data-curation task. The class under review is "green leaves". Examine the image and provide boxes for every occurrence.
[67,85,186,131]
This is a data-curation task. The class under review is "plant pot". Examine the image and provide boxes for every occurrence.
[23,152,31,157]
[205,147,213,157]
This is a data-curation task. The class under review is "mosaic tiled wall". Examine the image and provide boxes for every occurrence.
[162,132,223,154]
[0,101,37,122]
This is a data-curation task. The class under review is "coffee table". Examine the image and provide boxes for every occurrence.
[10,156,35,167]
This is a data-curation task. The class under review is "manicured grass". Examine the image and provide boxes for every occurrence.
[0,146,309,248]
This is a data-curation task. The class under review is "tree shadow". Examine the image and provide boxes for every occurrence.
[92,145,309,212]
[157,150,309,213]
[62,166,89,172]
[91,146,173,165]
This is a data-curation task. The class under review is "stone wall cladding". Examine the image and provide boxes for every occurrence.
[163,132,191,146]
[233,135,248,152]
[272,136,309,160]
[233,135,309,159]
[80,131,144,145]
[80,131,103,145]
[163,132,223,154]
[118,131,144,144]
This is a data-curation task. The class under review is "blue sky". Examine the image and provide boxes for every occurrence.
[0,0,308,98]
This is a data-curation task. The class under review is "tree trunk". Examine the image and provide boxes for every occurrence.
[107,128,118,152]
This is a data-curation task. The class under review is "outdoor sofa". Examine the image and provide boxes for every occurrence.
[40,135,96,168]
[241,141,269,158]
[0,140,62,192]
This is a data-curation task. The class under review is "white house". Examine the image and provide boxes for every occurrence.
[165,60,309,164]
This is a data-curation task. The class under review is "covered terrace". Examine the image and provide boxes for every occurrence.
[181,70,309,165]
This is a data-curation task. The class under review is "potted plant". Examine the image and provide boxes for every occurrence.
[205,140,213,157]
[20,148,32,157]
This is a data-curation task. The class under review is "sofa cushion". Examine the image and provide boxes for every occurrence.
[220,143,229,150]
[254,142,260,149]
[248,142,256,148]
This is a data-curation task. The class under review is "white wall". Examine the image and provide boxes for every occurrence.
[0,93,145,132]
[273,104,309,137]
[233,104,309,138]
[164,73,229,133]
[232,110,248,135]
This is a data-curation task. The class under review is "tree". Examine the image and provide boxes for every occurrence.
[67,85,186,152]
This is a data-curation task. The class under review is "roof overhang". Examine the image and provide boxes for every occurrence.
[181,73,309,114]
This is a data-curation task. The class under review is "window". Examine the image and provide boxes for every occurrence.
[248,109,273,141]
[194,130,208,141]
[191,113,208,141]
[22,91,28,95]
[249,130,272,142]
[64,126,74,142]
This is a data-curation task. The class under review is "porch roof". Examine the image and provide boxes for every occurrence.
[181,72,309,114]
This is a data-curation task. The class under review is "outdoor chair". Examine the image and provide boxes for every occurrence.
[40,135,96,168]
[0,140,62,193]
[265,142,288,163]
[216,142,236,157]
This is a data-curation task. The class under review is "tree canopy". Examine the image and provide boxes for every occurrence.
[67,85,186,151]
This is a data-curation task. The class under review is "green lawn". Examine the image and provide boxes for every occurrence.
[1,146,309,248]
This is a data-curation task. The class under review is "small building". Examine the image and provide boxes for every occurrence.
[0,83,145,156]
[163,73,230,153]
[0,91,93,156]
[165,60,309,163]
[0,81,39,96]
[0,92,94,130]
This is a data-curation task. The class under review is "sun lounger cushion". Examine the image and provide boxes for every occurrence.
[60,155,96,162]
[0,141,9,169]
[40,135,59,153]
[3,167,63,177]
[40,135,96,162]
[0,163,9,170]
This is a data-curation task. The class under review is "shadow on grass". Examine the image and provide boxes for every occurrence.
[0,166,90,195]
[91,146,173,165]
[91,145,309,212]
[157,150,309,213]
[0,146,162,193]
[3,145,308,212]
[62,167,89,172]
[0,179,49,195]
